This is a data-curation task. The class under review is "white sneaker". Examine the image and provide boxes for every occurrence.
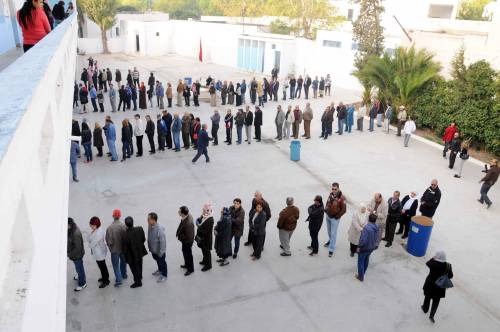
[152,270,160,276]
[74,284,87,292]
[157,276,167,283]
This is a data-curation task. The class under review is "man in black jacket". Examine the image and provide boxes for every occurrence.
[478,159,499,209]
[420,180,442,218]
[177,206,195,276]
[304,75,312,99]
[336,103,347,135]
[68,218,86,291]
[250,78,257,104]
[245,191,271,246]
[145,115,155,154]
[162,110,173,149]
[244,107,253,144]
[148,73,155,92]
[123,217,148,288]
[448,133,461,169]
[383,191,402,247]
[230,198,245,258]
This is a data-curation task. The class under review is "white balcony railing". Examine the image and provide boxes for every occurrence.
[0,13,77,332]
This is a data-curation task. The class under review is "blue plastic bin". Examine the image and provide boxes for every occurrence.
[290,140,301,161]
[407,216,434,257]
[184,77,192,86]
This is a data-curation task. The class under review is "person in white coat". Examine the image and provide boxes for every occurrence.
[283,105,295,139]
[367,193,388,245]
[88,217,110,288]
[348,203,368,257]
[403,116,416,147]
[134,114,145,156]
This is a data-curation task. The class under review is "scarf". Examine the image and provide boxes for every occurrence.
[403,196,417,210]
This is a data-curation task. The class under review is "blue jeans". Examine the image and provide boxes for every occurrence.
[83,142,92,161]
[236,125,243,143]
[325,215,340,252]
[107,139,118,160]
[346,122,352,133]
[73,258,86,286]
[233,235,241,254]
[152,253,168,277]
[480,183,492,205]
[70,162,77,180]
[110,252,127,283]
[338,119,344,134]
[173,131,180,151]
[369,118,375,131]
[357,250,373,281]
[122,141,131,159]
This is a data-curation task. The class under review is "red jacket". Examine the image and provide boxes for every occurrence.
[442,126,457,142]
[17,7,51,45]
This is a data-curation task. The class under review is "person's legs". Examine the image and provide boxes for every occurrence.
[310,228,319,253]
[236,125,242,144]
[233,235,240,255]
[422,296,431,313]
[157,253,168,277]
[350,243,357,255]
[110,252,123,283]
[182,242,194,272]
[256,125,261,140]
[96,260,110,283]
[404,134,411,147]
[328,218,339,253]
[70,162,77,181]
[202,248,212,268]
[73,259,86,286]
[442,141,449,157]
[136,135,143,156]
[119,253,128,279]
[357,251,368,281]
[202,147,209,162]
[192,149,202,163]
[385,222,397,245]
[430,298,441,319]
[480,182,492,205]
[449,152,457,168]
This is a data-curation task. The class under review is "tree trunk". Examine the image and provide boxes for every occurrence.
[100,28,109,54]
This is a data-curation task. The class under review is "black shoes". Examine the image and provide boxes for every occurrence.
[280,252,291,257]
[99,281,110,288]
[184,271,193,276]
[244,242,251,246]
[201,266,212,272]
[130,282,142,288]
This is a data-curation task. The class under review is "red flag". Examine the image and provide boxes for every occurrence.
[198,39,203,62]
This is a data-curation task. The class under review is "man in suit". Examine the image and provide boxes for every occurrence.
[176,206,195,276]
[123,216,148,288]
[192,124,210,163]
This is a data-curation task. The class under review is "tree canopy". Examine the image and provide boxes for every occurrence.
[457,0,492,21]
[79,0,118,53]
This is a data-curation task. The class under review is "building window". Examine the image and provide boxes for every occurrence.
[347,9,354,21]
[323,40,342,48]
[351,43,359,50]
[156,32,160,36]
[115,27,120,37]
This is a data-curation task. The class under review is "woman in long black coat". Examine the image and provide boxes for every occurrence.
[93,122,104,157]
[214,208,233,266]
[306,195,324,256]
[196,205,214,271]
[422,251,453,323]
[250,203,267,260]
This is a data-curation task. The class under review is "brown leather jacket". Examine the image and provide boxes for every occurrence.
[277,206,300,231]
[325,192,346,219]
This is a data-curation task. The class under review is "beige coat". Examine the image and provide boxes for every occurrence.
[347,211,367,245]
[303,106,313,121]
[367,198,387,241]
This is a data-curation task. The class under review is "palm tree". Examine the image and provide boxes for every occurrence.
[79,0,118,54]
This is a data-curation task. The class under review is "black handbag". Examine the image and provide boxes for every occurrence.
[435,263,454,289]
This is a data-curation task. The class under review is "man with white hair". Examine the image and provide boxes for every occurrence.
[277,197,300,256]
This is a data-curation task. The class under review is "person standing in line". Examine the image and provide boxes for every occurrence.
[235,109,244,145]
[177,206,195,276]
[181,112,191,149]
[283,105,294,139]
[120,119,132,162]
[70,140,80,182]
[312,76,319,98]
[275,105,285,140]
[355,213,379,282]
[193,80,201,107]
[398,191,418,239]
[420,179,442,218]
[68,218,86,291]
[147,212,168,283]
[224,109,234,145]
[304,75,311,99]
[145,115,155,154]
[326,106,335,139]
[162,110,173,150]
[448,132,461,169]
[97,87,105,112]
[123,216,148,288]
[228,81,236,105]
[132,67,140,87]
[106,68,112,89]
[221,81,228,105]
[156,114,166,151]
[348,203,368,257]
[319,77,325,97]
[148,73,155,98]
[367,193,388,245]
[376,101,384,127]
[250,78,257,104]
[272,78,279,101]
[292,106,302,139]
[88,217,110,288]
[383,191,402,247]
[421,251,453,323]
[346,104,355,133]
[356,103,365,131]
[368,100,378,132]
[89,85,98,112]
[79,84,88,113]
[277,197,300,257]
[81,121,92,163]
[192,124,210,163]
[396,105,407,136]
[241,79,247,104]
[191,117,201,149]
[245,191,272,247]
[196,203,215,271]
[210,109,220,146]
[254,106,263,142]
[442,122,458,158]
[115,69,122,87]
[306,195,325,256]
[325,74,332,96]
[250,203,267,260]
[282,77,289,100]
[384,102,393,133]
[93,122,104,157]
[125,84,132,110]
[133,114,145,157]
[323,183,347,257]
[73,82,79,109]
[336,103,346,135]
[244,106,253,144]
[454,143,469,178]
[271,66,279,80]
[215,207,233,267]
[289,76,296,100]
[105,209,128,287]
[171,113,182,152]
[183,83,191,106]
[131,83,138,111]
[103,117,118,161]
[230,198,245,259]
[235,82,242,106]
[126,70,133,87]
[17,0,51,52]
[154,81,161,107]
[296,75,303,98]
[478,159,499,209]
[166,82,173,108]
[158,82,165,109]
[118,85,126,112]
[109,83,117,112]
[403,116,416,147]
[257,81,264,107]
[139,82,147,110]
[302,103,313,139]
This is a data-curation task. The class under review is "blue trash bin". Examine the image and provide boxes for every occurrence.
[184,77,192,86]
[407,216,433,257]
[290,140,301,161]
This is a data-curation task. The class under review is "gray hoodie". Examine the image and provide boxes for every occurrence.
[148,223,166,256]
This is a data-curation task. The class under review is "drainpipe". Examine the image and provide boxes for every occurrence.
[7,0,21,47]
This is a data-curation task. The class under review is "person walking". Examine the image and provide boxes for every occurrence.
[348,203,368,257]
[230,198,245,259]
[192,124,210,163]
[106,209,127,287]
[196,204,214,271]
[367,193,388,245]
[244,106,254,144]
[69,140,80,182]
[254,106,263,142]
[422,251,453,323]
[454,144,469,178]
[68,218,86,291]
[250,203,267,260]
[478,159,499,209]
[215,207,233,267]
[123,216,148,288]
[324,183,347,257]
[210,109,220,146]
[133,114,145,157]
[355,213,379,282]
[302,103,313,139]
[88,217,110,288]
[448,133,461,169]
[396,106,407,136]
[292,106,303,139]
[420,180,442,218]
[177,206,195,276]
[224,110,233,145]
[145,115,155,154]
[147,212,168,283]
[81,121,92,163]
[398,191,418,239]
[306,195,324,256]
[93,122,104,157]
[104,117,118,161]
[383,191,402,247]
[277,197,300,257]
[275,105,285,140]
[245,191,272,247]
[442,123,457,158]
[403,116,416,147]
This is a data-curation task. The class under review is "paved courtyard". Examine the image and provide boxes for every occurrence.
[67,54,500,332]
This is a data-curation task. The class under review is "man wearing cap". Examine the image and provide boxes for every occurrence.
[396,106,407,137]
[478,159,499,209]
[106,209,128,287]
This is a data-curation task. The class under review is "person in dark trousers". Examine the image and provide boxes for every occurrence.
[68,217,86,291]
[230,198,245,259]
[156,114,166,151]
[224,110,233,145]
[397,191,418,239]
[478,159,499,209]
[210,110,220,146]
[254,106,263,142]
[192,124,210,163]
[420,179,441,218]
[442,123,458,158]
[306,195,324,256]
[145,115,155,154]
[148,73,155,94]
[250,203,267,260]
[162,110,173,150]
[215,207,233,266]
[93,122,104,157]
[123,216,148,288]
[88,217,110,289]
[383,191,402,247]
[73,82,79,108]
[245,191,271,246]
[448,132,461,169]
[147,212,168,283]
[106,209,128,287]
[176,206,195,276]
[304,75,311,99]
[422,251,453,323]
[196,204,214,271]
[355,213,379,282]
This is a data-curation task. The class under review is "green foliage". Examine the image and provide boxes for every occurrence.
[270,19,293,35]
[117,0,149,12]
[457,0,491,21]
[154,0,202,19]
[79,0,118,53]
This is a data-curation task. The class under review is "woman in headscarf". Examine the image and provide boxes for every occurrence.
[398,191,418,239]
[139,82,147,109]
[306,195,324,256]
[348,203,368,257]
[422,251,453,323]
[214,207,233,266]
[195,203,214,271]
